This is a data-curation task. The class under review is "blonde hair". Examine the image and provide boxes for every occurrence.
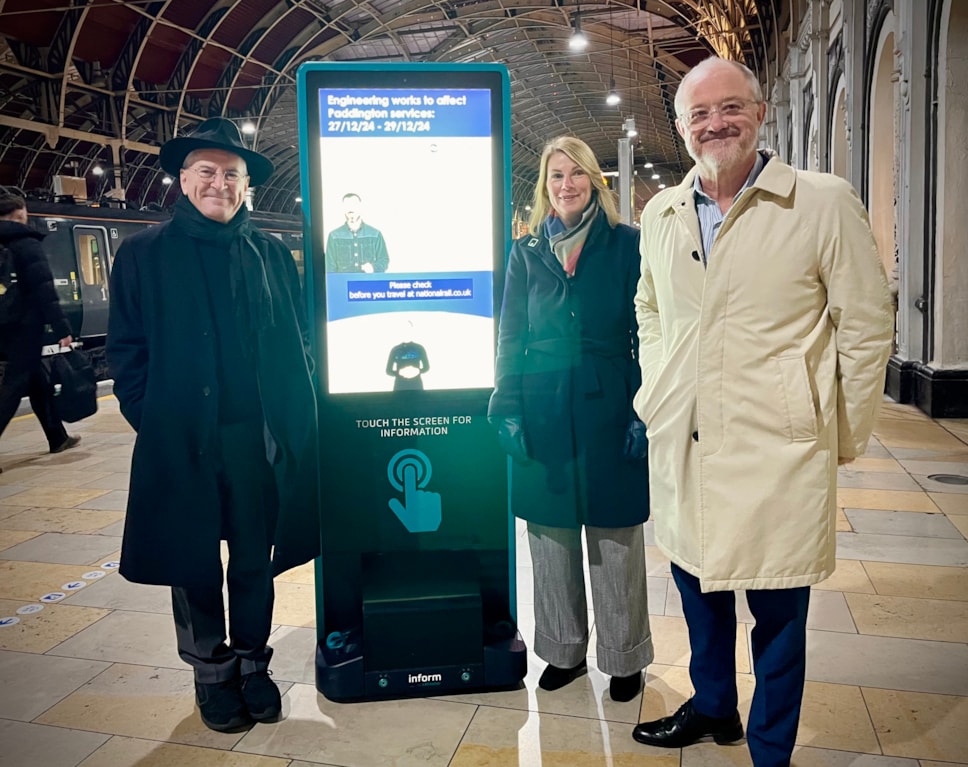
[528,136,620,232]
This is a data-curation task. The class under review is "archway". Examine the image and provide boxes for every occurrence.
[868,15,897,293]
[830,79,848,179]
[935,0,968,368]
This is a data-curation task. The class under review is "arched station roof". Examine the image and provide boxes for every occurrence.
[0,0,782,215]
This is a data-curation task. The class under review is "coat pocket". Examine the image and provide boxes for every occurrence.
[774,354,819,442]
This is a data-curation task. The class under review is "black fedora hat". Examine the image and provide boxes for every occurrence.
[160,118,274,186]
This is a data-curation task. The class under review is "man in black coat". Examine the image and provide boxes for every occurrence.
[0,189,80,458]
[106,119,320,733]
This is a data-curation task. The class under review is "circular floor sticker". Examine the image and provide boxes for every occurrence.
[0,616,21,627]
[82,571,106,580]
[39,592,66,603]
[101,561,120,569]
[62,581,86,591]
[16,604,44,615]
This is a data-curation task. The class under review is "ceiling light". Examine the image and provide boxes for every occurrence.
[241,121,256,135]
[606,82,621,106]
[651,173,660,180]
[295,196,303,203]
[569,14,588,51]
[161,176,173,185]
[92,164,104,176]
[658,183,667,189]
[622,117,637,138]
[643,162,653,169]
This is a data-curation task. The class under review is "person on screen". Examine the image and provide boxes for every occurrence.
[386,339,430,390]
[106,118,319,734]
[325,192,390,273]
[488,136,652,703]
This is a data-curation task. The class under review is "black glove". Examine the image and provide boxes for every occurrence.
[491,416,531,463]
[623,419,647,460]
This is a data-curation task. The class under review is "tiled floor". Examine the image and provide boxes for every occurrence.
[1,396,966,766]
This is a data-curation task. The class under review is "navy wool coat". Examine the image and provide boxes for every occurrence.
[488,208,649,529]
[106,220,320,588]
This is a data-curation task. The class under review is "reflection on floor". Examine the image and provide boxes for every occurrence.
[1,396,966,767]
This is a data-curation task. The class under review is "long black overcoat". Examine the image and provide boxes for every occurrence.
[106,220,320,588]
[488,208,649,529]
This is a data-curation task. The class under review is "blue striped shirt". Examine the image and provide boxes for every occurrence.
[693,151,766,261]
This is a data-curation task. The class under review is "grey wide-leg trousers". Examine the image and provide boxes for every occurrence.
[527,521,653,677]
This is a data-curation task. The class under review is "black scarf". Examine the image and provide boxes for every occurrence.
[171,196,274,346]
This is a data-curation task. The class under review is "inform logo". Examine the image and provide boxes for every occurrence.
[408,672,442,684]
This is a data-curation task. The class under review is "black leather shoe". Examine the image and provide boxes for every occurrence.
[538,660,587,691]
[609,671,642,702]
[632,699,744,748]
[241,669,282,722]
[195,678,252,733]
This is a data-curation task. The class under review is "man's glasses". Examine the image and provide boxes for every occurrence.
[680,99,759,129]
[184,166,247,185]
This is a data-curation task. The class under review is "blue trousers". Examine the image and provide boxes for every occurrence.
[671,563,810,767]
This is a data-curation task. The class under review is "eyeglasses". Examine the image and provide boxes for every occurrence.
[184,166,248,185]
[680,99,760,129]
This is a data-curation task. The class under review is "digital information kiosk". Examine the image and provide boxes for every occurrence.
[296,62,526,701]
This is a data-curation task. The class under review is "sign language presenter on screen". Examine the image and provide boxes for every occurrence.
[325,192,390,273]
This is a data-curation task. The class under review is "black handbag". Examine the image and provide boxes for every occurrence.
[45,348,98,422]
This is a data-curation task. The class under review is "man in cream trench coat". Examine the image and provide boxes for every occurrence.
[629,57,894,767]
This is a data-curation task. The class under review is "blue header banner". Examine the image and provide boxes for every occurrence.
[320,89,491,137]
[327,271,493,321]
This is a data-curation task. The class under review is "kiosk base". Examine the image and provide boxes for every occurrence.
[316,632,527,702]
[316,551,527,701]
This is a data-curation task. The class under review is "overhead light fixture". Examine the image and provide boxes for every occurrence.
[606,80,621,106]
[622,117,637,138]
[295,196,303,203]
[643,161,653,169]
[658,183,667,189]
[569,12,588,51]
[161,176,173,185]
[651,173,660,180]
[605,3,619,105]
[241,121,256,135]
[92,164,104,176]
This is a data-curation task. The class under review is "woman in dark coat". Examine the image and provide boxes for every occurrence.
[489,136,652,702]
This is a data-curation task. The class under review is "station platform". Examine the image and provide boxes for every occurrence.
[0,394,966,766]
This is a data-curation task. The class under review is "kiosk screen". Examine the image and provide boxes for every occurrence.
[312,82,500,395]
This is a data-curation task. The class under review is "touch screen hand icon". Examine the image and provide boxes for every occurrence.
[387,449,442,533]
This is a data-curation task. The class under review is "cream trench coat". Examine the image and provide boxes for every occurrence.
[633,156,894,592]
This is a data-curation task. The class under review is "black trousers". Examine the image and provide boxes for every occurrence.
[172,420,279,684]
[0,322,68,450]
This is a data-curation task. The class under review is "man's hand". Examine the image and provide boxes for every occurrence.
[58,335,73,348]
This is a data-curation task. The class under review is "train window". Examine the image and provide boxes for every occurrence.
[72,226,111,302]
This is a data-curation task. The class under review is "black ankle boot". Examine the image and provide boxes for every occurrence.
[538,660,588,691]
[609,671,642,702]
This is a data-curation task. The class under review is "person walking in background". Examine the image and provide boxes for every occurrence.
[0,188,80,460]
[325,192,390,273]
[488,136,652,703]
[107,118,319,733]
[630,57,894,766]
